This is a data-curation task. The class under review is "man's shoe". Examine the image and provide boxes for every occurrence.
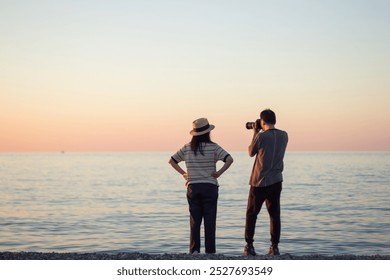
[243,243,256,256]
[268,245,280,256]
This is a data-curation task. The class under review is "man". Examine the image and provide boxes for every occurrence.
[244,109,288,256]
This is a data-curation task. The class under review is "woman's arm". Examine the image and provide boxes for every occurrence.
[168,158,188,180]
[212,155,234,178]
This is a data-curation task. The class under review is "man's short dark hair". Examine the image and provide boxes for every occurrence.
[260,109,276,125]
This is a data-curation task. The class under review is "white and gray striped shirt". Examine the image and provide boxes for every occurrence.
[171,142,230,186]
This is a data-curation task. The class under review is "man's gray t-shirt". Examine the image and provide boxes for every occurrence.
[248,129,288,187]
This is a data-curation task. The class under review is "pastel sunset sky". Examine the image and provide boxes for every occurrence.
[1,0,389,152]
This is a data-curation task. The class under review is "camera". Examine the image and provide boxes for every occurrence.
[246,119,261,130]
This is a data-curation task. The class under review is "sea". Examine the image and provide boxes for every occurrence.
[0,152,389,256]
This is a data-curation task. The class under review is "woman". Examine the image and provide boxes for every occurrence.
[169,118,233,254]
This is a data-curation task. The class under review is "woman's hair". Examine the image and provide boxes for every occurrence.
[190,132,214,156]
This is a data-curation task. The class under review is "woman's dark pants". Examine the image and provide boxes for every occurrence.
[187,183,218,254]
[245,182,282,246]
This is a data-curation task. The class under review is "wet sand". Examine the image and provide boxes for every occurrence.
[1,252,389,260]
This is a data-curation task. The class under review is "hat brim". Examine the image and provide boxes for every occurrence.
[190,125,215,136]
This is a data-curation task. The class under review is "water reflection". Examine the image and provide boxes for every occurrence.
[0,152,389,255]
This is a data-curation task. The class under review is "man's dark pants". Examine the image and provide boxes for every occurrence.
[187,183,218,254]
[245,182,282,246]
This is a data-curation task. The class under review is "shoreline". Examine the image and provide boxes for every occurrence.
[1,252,389,260]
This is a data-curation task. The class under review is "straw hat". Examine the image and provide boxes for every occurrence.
[190,118,215,136]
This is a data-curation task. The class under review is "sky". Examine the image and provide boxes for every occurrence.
[1,0,389,152]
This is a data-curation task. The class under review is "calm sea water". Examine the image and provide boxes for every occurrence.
[0,152,389,256]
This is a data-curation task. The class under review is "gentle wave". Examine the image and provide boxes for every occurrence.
[1,152,389,255]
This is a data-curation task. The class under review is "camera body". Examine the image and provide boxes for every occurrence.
[246,119,261,130]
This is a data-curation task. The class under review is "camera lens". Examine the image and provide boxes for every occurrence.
[246,122,254,129]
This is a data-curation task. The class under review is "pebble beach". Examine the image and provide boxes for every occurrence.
[1,252,389,260]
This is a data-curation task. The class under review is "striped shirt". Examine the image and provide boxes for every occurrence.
[171,142,230,186]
